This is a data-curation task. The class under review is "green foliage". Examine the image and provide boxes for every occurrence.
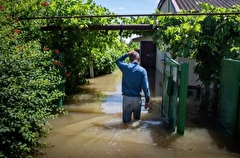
[153,3,240,84]
[32,0,127,94]
[4,0,240,156]
[0,0,136,157]
[0,1,64,157]
[151,3,240,106]
[0,1,133,156]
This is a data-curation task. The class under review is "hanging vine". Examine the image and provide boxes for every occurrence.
[151,2,240,108]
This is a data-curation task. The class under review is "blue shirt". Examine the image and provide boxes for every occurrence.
[116,54,150,103]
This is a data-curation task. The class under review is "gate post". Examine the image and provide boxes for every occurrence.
[177,62,189,135]
[58,51,65,107]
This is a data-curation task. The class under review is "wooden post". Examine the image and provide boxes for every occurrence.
[89,60,94,78]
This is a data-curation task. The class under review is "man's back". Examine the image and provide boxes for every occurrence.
[116,53,150,103]
[116,51,151,123]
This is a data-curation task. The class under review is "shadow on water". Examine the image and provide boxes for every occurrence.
[35,69,240,158]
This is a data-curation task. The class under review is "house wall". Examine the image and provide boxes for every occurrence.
[133,39,202,88]
[156,46,165,74]
[176,57,202,87]
[133,36,163,73]
[132,34,202,89]
[133,36,156,67]
[133,36,152,42]
[157,0,202,88]
[158,0,175,12]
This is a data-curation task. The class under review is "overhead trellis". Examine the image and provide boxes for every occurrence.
[40,24,154,31]
[20,12,240,31]
[19,12,240,20]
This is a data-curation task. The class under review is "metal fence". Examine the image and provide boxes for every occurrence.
[162,54,189,134]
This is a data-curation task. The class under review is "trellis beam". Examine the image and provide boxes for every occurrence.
[40,24,154,31]
[20,12,240,20]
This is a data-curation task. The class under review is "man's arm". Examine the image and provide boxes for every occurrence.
[142,70,150,109]
[116,53,128,68]
[116,51,135,69]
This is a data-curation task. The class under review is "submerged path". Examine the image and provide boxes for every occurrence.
[35,69,240,158]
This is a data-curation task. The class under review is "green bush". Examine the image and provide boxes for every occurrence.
[0,5,64,157]
[0,0,138,156]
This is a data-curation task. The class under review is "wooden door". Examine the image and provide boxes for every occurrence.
[140,41,156,68]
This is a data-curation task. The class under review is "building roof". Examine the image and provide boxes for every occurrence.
[158,0,240,12]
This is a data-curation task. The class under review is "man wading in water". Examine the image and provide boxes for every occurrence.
[116,51,150,124]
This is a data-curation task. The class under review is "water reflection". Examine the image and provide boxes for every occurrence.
[35,69,240,158]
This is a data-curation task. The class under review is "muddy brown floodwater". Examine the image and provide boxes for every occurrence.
[36,69,240,158]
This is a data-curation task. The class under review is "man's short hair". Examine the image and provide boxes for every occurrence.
[129,51,140,62]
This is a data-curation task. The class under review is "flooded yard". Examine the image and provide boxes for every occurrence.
[36,69,240,158]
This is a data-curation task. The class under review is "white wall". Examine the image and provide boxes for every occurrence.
[156,46,165,74]
[176,57,202,87]
[132,36,202,88]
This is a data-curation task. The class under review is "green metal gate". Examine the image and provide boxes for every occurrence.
[162,55,179,131]
[53,51,65,107]
[162,55,189,134]
[58,51,65,107]
[219,59,240,137]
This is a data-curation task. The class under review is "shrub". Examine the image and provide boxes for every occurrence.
[0,6,64,157]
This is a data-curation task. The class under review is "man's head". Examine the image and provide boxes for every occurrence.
[129,51,140,62]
